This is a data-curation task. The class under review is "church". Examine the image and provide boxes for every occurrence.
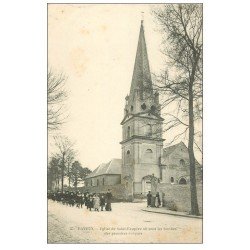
[84,20,202,203]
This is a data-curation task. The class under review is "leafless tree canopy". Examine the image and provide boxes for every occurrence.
[53,136,76,192]
[48,136,92,191]
[152,4,203,149]
[152,4,203,215]
[53,135,75,156]
[48,69,68,131]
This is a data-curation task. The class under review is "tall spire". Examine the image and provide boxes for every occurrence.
[129,20,153,99]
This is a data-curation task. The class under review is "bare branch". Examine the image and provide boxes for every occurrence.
[48,68,68,132]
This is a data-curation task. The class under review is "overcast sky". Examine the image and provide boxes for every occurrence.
[48,4,201,170]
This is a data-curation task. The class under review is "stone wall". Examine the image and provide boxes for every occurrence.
[157,183,203,213]
[85,174,121,188]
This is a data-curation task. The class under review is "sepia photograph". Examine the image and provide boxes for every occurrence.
[47,3,203,244]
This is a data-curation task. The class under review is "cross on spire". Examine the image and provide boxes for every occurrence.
[141,11,144,23]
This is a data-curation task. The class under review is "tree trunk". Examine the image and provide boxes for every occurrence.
[68,165,71,187]
[74,177,78,192]
[61,153,65,193]
[188,63,200,216]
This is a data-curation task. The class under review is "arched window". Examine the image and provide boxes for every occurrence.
[130,106,133,112]
[170,177,174,183]
[179,178,187,185]
[91,179,93,186]
[97,179,99,186]
[146,149,153,153]
[126,150,130,155]
[180,159,185,167]
[102,177,105,186]
[127,126,130,138]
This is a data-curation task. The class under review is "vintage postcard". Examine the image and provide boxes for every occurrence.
[47,3,203,244]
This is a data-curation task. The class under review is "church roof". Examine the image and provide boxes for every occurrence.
[85,158,122,179]
[163,141,187,157]
[129,20,153,97]
[162,141,202,166]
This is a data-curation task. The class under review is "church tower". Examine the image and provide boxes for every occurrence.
[120,20,164,200]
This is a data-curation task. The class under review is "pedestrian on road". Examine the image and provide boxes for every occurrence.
[85,193,89,209]
[100,195,105,211]
[93,194,100,212]
[147,191,152,207]
[155,192,161,208]
[88,195,94,211]
[80,194,85,208]
[105,189,112,211]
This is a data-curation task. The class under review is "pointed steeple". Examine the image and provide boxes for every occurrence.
[122,20,162,119]
[129,20,153,99]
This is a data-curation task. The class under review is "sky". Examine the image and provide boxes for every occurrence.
[48,4,202,170]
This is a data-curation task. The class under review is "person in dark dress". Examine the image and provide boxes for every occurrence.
[85,193,89,208]
[88,195,94,211]
[80,194,85,208]
[147,191,152,207]
[105,190,112,211]
[69,192,75,207]
[155,192,161,208]
[100,195,105,211]
[76,193,81,208]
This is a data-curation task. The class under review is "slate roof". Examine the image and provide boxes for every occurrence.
[85,159,122,179]
[162,141,202,166]
[163,141,187,157]
[129,20,153,97]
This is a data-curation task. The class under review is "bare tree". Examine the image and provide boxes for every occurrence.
[153,3,203,215]
[48,69,68,131]
[53,136,75,192]
[65,150,76,187]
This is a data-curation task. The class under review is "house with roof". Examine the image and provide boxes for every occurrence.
[84,159,122,188]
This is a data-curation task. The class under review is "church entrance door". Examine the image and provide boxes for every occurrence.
[142,176,151,194]
[145,181,151,192]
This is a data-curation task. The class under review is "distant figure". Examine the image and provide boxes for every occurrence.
[100,195,105,211]
[80,194,85,208]
[147,191,152,207]
[106,189,112,211]
[85,193,89,209]
[155,192,161,208]
[88,195,94,211]
[69,192,75,207]
[93,194,100,212]
[76,193,81,208]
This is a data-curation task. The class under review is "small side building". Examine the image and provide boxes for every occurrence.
[84,159,122,192]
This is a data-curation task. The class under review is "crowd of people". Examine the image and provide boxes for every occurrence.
[47,189,113,212]
[48,189,162,210]
[146,191,161,208]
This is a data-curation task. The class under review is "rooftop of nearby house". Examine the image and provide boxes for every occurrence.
[85,158,122,179]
